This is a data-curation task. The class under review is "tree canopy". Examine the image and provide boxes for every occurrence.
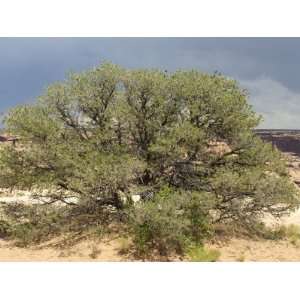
[0,63,299,229]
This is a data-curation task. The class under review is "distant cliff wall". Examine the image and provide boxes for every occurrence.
[256,130,300,157]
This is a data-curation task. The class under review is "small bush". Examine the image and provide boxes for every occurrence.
[0,220,11,238]
[129,187,213,257]
[0,202,114,247]
[236,253,246,262]
[118,237,132,255]
[130,209,190,256]
[11,223,43,247]
[249,222,286,240]
[265,226,287,240]
[252,223,300,247]
[9,212,63,247]
[89,244,101,259]
[279,224,300,247]
[187,245,220,262]
[0,203,62,246]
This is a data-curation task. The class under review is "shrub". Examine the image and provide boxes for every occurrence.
[118,237,132,255]
[187,245,221,262]
[244,222,300,249]
[0,219,11,239]
[128,187,213,256]
[236,253,246,262]
[3,204,64,246]
[276,224,300,246]
[253,223,300,241]
[89,244,101,259]
[0,202,113,247]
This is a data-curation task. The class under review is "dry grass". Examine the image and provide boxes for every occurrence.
[186,245,221,262]
[89,244,102,259]
[279,224,300,247]
[236,253,246,262]
[117,237,132,255]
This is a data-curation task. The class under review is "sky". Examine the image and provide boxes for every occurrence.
[0,37,300,129]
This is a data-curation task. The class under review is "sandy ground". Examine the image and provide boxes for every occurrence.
[1,236,299,262]
[212,238,300,262]
[0,238,127,262]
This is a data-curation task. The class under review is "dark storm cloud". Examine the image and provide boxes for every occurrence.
[1,37,300,128]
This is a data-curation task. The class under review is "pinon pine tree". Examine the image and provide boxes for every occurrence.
[0,63,298,229]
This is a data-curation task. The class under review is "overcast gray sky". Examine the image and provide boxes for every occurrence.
[1,37,300,128]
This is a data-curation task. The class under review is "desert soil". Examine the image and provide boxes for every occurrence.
[0,237,128,262]
[211,238,300,262]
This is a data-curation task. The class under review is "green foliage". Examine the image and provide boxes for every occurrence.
[0,202,111,247]
[248,222,286,240]
[118,237,132,255]
[129,187,213,256]
[269,224,300,246]
[249,222,300,243]
[236,253,246,262]
[0,62,299,255]
[285,225,300,247]
[0,203,64,246]
[0,220,11,238]
[186,245,221,262]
